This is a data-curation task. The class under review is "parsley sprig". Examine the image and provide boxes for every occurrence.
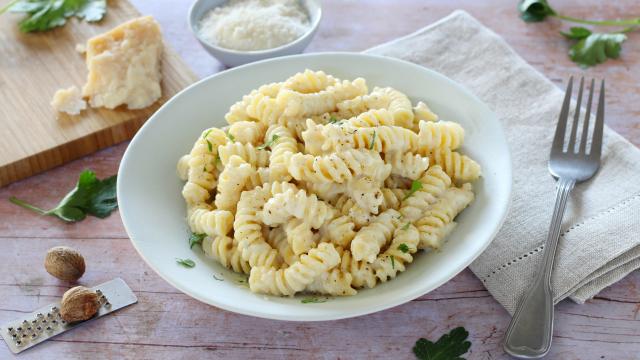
[2,0,107,32]
[413,327,471,360]
[9,169,117,222]
[398,243,410,253]
[518,0,636,66]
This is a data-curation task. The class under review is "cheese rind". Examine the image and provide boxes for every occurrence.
[51,86,87,115]
[82,16,163,110]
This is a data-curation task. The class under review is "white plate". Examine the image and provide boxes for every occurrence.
[118,53,512,321]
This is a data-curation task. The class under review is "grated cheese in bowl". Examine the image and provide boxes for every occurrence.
[198,0,311,51]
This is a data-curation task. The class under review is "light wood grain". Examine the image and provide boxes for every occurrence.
[1,0,640,359]
[0,0,196,187]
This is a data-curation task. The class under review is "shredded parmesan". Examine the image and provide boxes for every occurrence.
[198,0,310,51]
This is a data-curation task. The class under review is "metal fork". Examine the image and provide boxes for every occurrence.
[503,77,605,358]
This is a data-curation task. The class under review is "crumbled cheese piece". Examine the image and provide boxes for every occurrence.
[198,0,309,51]
[51,86,87,115]
[82,16,163,110]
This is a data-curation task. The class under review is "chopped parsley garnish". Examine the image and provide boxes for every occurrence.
[9,169,117,222]
[189,233,206,249]
[301,297,328,304]
[202,129,213,152]
[401,223,411,231]
[413,327,471,360]
[176,258,195,268]
[257,134,280,150]
[398,243,410,253]
[328,116,339,124]
[403,180,423,200]
[369,130,377,150]
[225,131,236,142]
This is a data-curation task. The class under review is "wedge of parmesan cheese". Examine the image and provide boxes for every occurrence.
[51,86,87,115]
[82,16,163,110]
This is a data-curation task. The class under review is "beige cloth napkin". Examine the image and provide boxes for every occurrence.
[366,10,640,314]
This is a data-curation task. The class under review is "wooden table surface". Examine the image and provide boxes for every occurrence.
[2,1,639,359]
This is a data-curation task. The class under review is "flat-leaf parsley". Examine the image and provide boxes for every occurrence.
[2,0,107,32]
[9,170,117,222]
[413,327,471,360]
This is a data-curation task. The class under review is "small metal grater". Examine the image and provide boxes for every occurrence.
[1,278,137,354]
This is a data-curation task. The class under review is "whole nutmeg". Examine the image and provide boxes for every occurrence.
[45,246,86,281]
[60,286,100,322]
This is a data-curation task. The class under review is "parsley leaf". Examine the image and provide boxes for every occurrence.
[301,297,327,304]
[6,0,106,32]
[518,0,555,22]
[202,129,213,152]
[257,134,280,150]
[225,131,236,142]
[189,233,206,249]
[413,327,471,360]
[369,130,377,150]
[403,180,423,200]
[328,116,339,124]
[560,26,592,40]
[176,258,195,268]
[568,32,627,67]
[390,255,395,269]
[9,169,117,222]
[401,223,411,231]
[398,243,410,253]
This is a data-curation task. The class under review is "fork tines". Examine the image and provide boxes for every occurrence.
[551,77,605,160]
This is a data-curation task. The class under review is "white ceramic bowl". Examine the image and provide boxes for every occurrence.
[118,53,512,321]
[188,0,322,67]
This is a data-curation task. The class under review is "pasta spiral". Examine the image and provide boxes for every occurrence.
[284,218,317,256]
[214,155,253,212]
[187,205,234,237]
[306,268,357,296]
[287,149,389,184]
[249,243,340,296]
[218,142,271,168]
[262,188,335,229]
[283,69,336,93]
[417,120,464,153]
[266,125,297,180]
[345,108,395,127]
[415,184,474,249]
[228,121,267,145]
[400,166,452,221]
[266,226,298,266]
[428,148,481,184]
[319,215,356,248]
[277,78,368,118]
[203,235,251,274]
[374,224,420,282]
[350,209,401,263]
[374,87,414,128]
[386,151,429,180]
[234,187,282,268]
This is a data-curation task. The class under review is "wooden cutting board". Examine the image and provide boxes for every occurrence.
[0,0,197,187]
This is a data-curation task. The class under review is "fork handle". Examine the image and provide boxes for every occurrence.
[504,177,575,359]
